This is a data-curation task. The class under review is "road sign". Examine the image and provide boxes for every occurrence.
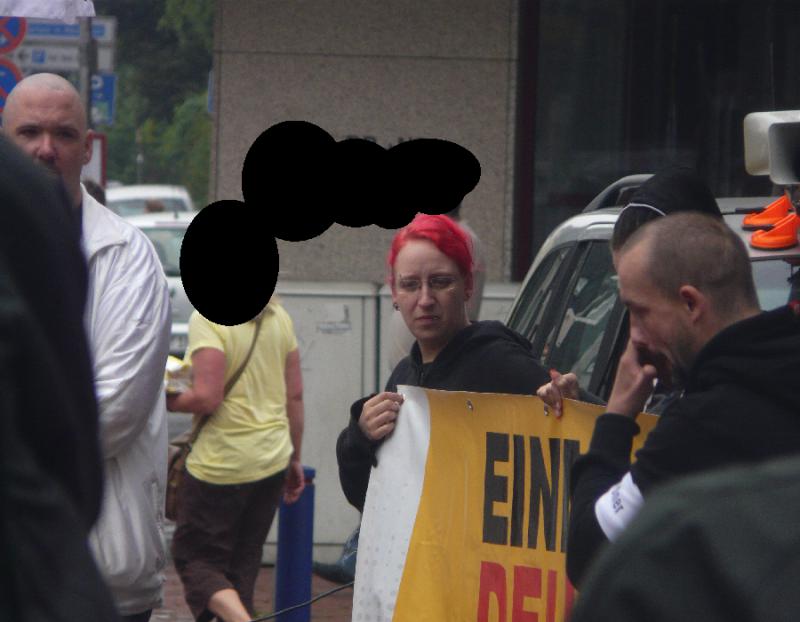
[6,42,114,72]
[24,17,115,44]
[0,57,23,114]
[0,16,27,53]
[90,72,115,125]
[82,132,106,187]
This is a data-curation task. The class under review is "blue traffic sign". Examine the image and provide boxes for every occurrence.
[0,16,27,54]
[91,73,116,125]
[0,57,22,114]
[28,21,107,40]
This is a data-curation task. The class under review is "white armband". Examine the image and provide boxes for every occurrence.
[594,472,644,541]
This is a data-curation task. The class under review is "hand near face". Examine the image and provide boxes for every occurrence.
[649,350,675,391]
[536,369,579,418]
[359,391,405,441]
[606,338,658,418]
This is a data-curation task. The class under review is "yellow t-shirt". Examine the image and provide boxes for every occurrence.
[185,304,298,485]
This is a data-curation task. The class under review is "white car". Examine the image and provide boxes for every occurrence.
[125,211,196,357]
[107,184,195,217]
[506,178,800,401]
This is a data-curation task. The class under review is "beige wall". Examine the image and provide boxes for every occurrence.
[212,0,518,282]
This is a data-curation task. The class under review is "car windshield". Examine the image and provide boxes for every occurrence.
[141,227,185,277]
[108,197,189,216]
[752,259,800,310]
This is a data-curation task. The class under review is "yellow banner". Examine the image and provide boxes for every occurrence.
[390,389,656,622]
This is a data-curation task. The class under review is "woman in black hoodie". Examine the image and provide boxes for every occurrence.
[336,213,550,513]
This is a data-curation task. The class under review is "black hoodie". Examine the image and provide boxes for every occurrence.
[567,304,800,586]
[336,320,550,512]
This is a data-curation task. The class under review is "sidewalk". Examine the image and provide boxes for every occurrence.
[152,561,353,621]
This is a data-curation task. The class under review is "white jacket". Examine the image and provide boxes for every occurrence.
[82,186,171,615]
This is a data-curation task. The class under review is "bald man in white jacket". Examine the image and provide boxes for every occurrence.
[81,183,171,618]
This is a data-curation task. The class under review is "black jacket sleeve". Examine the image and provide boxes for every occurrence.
[336,396,378,513]
[336,364,407,512]
[567,413,639,586]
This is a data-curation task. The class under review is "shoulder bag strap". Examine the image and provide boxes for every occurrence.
[188,314,265,443]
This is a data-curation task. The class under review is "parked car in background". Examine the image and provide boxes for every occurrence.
[506,175,800,402]
[107,184,195,217]
[125,211,197,357]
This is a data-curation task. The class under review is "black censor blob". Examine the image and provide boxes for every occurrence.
[180,200,278,326]
[181,121,481,325]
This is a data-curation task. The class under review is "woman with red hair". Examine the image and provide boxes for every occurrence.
[336,213,551,512]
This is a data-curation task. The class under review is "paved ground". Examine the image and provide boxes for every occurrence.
[152,561,353,621]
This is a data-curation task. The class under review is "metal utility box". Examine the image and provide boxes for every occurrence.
[264,282,379,563]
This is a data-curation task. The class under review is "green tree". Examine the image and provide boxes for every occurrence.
[157,94,211,207]
[94,0,213,207]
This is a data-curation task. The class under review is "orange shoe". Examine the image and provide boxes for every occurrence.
[742,194,792,230]
[750,212,799,250]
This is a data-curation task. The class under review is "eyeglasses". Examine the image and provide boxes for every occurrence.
[396,275,459,293]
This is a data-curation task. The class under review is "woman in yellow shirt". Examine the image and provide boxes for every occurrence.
[167,300,304,622]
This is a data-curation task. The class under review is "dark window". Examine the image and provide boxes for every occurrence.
[752,259,800,310]
[542,242,619,389]
[507,245,572,348]
[518,0,800,257]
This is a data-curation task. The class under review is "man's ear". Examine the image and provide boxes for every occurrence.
[82,129,94,166]
[679,285,706,322]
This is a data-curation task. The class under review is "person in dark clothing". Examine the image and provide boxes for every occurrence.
[0,135,103,528]
[539,166,723,416]
[609,165,722,252]
[0,135,117,620]
[570,454,800,622]
[336,213,550,513]
[567,212,800,587]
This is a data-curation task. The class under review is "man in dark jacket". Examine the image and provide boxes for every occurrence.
[568,212,800,586]
[0,135,118,620]
[570,454,800,622]
[0,135,103,528]
[337,320,550,513]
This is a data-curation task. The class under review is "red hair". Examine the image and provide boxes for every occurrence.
[388,214,474,288]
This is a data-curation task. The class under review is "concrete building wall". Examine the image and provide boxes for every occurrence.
[211,0,518,282]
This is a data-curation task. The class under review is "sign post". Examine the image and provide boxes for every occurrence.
[90,71,115,125]
[0,16,27,115]
[0,16,27,54]
[3,16,115,73]
[81,132,106,187]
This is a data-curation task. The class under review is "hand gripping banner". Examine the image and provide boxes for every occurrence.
[353,386,657,622]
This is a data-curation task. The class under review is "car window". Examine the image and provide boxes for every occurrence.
[108,197,189,216]
[507,246,572,346]
[752,259,799,310]
[544,241,618,389]
[142,227,185,276]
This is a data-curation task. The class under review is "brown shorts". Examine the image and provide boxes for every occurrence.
[171,468,286,621]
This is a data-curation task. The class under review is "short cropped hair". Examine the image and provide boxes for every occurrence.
[621,212,759,317]
[387,213,473,288]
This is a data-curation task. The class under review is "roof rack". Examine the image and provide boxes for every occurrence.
[582,174,653,213]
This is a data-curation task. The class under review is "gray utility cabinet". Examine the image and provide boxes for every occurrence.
[264,281,518,563]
